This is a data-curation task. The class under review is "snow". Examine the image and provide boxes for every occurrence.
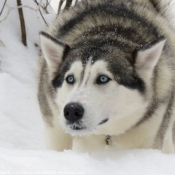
[0,148,175,175]
[0,0,175,174]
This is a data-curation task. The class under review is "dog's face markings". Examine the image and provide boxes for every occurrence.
[54,58,145,136]
[40,32,165,136]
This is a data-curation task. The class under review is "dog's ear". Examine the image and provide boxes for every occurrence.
[134,39,166,82]
[39,31,69,73]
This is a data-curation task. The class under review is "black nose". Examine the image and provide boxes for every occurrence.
[64,103,84,122]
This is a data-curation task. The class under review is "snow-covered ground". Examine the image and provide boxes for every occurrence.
[0,0,175,174]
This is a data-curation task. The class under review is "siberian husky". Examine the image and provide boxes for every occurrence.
[38,0,175,153]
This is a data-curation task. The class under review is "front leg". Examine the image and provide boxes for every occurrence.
[45,121,72,151]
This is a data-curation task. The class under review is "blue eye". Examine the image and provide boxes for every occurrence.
[97,75,111,84]
[66,75,75,84]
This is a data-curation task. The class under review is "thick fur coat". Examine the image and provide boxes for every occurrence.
[38,0,175,153]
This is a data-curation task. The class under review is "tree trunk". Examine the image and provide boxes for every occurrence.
[16,0,27,46]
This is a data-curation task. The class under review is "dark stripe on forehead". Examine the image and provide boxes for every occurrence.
[58,2,159,38]
[78,56,93,86]
[80,66,85,85]
[80,25,151,44]
[80,47,111,64]
[74,38,134,54]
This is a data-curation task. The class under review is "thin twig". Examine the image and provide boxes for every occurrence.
[45,0,51,9]
[0,0,42,23]
[17,0,27,46]
[64,0,72,10]
[34,0,48,26]
[41,0,51,14]
[0,0,7,16]
[58,0,65,14]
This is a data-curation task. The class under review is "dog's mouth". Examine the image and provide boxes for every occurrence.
[98,118,109,125]
[65,118,109,134]
[67,121,86,130]
[70,125,86,130]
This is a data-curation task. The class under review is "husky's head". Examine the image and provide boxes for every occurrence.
[40,32,165,136]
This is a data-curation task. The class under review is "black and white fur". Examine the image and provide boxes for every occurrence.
[38,0,175,153]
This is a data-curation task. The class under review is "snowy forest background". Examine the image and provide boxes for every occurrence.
[0,0,175,174]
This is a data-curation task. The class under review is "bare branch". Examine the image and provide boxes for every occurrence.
[58,0,65,14]
[41,0,51,14]
[34,0,48,26]
[45,0,51,8]
[0,0,42,23]
[16,0,27,46]
[57,0,73,14]
[64,0,72,10]
[0,0,7,16]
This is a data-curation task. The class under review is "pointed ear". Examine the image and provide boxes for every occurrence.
[39,31,69,73]
[134,39,166,81]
